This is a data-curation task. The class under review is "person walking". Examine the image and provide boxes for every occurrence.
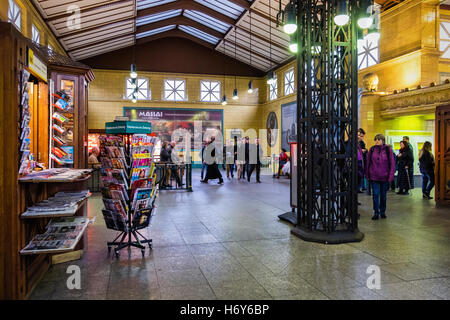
[247,138,262,183]
[225,139,235,179]
[403,136,415,189]
[365,134,395,220]
[242,137,250,180]
[419,141,435,199]
[201,137,224,184]
[235,138,245,181]
[276,148,289,178]
[396,140,414,195]
[200,140,208,180]
[358,128,368,192]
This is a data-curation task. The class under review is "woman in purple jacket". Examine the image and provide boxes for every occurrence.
[365,134,396,220]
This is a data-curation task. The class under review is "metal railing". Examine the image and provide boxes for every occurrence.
[154,162,193,192]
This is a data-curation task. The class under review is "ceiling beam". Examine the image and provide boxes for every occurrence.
[235,26,288,52]
[58,17,135,39]
[46,0,131,23]
[67,31,135,52]
[137,0,236,26]
[136,16,224,39]
[226,0,252,10]
[223,39,278,65]
[136,29,216,50]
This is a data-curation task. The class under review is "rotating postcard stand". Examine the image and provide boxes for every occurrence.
[278,142,298,225]
[101,121,157,258]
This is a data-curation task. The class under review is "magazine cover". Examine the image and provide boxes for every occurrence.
[131,187,153,210]
[132,208,153,229]
[130,177,153,191]
[103,199,127,219]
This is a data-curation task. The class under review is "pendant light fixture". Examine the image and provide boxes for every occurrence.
[222,39,227,106]
[289,33,298,53]
[267,0,276,85]
[283,1,297,34]
[358,0,374,29]
[248,11,253,94]
[334,0,349,26]
[232,27,239,100]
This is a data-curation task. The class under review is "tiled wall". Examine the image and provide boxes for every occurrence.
[88,69,265,138]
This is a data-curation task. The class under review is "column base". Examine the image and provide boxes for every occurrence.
[291,225,364,244]
[278,210,297,225]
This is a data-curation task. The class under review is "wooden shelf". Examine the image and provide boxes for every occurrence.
[19,169,92,183]
[20,198,88,219]
[20,218,90,256]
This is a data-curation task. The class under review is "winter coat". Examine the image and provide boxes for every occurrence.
[419,150,435,174]
[366,144,395,182]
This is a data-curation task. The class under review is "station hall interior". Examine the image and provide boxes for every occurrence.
[0,0,449,301]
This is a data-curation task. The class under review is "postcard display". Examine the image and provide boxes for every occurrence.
[99,133,159,258]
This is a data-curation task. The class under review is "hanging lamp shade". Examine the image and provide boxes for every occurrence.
[283,2,297,35]
[130,63,137,79]
[358,0,373,29]
[334,0,349,26]
[248,80,253,93]
[289,35,298,53]
[366,25,380,42]
[232,88,239,100]
[267,71,276,85]
[222,95,227,105]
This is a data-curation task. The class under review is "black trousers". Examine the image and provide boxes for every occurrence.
[248,163,261,182]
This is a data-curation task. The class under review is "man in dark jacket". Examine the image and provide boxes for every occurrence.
[247,138,262,183]
[242,137,250,180]
[403,136,415,189]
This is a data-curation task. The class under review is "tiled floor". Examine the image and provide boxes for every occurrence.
[29,169,450,300]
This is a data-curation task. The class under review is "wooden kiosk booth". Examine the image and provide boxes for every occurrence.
[0,22,94,299]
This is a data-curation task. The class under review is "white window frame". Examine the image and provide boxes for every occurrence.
[284,69,295,95]
[125,77,151,100]
[8,0,21,31]
[163,79,187,101]
[32,24,40,44]
[358,36,379,70]
[440,21,450,59]
[269,75,278,101]
[200,80,221,102]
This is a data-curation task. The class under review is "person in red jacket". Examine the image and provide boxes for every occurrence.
[365,134,396,220]
[276,148,289,178]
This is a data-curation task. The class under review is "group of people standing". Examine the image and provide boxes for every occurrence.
[200,136,263,185]
[358,130,435,220]
[159,141,183,188]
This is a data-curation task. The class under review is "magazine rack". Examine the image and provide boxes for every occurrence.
[100,123,158,258]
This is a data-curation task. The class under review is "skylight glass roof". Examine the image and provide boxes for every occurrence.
[136,9,182,26]
[136,25,176,39]
[178,25,220,44]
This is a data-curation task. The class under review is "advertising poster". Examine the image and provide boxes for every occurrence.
[281,101,297,151]
[124,107,222,150]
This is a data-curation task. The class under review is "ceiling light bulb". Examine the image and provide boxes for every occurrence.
[358,17,373,29]
[334,14,349,26]
[283,23,297,35]
[289,43,298,53]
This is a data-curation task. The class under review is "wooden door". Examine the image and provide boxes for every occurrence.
[435,104,450,206]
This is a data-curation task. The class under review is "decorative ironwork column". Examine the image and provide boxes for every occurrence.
[292,0,364,243]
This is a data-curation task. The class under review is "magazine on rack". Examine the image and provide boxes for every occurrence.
[103,198,127,219]
[105,168,129,189]
[131,187,153,210]
[102,209,127,232]
[132,208,153,229]
[130,177,153,190]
